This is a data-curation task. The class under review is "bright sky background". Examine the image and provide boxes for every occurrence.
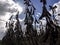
[0,0,60,40]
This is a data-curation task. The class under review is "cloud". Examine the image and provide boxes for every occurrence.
[53,1,60,26]
[0,0,23,15]
[53,1,60,15]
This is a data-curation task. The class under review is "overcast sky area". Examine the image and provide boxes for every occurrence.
[0,0,60,40]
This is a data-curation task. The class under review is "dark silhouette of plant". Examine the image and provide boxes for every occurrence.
[39,0,59,45]
[14,11,23,45]
[2,0,60,45]
[2,12,23,45]
[24,0,39,45]
[2,15,14,45]
[24,0,37,37]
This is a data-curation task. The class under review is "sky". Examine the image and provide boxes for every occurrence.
[0,0,60,40]
[13,0,60,13]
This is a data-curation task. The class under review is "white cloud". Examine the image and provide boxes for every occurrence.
[0,0,23,15]
[53,1,60,26]
[53,1,60,15]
